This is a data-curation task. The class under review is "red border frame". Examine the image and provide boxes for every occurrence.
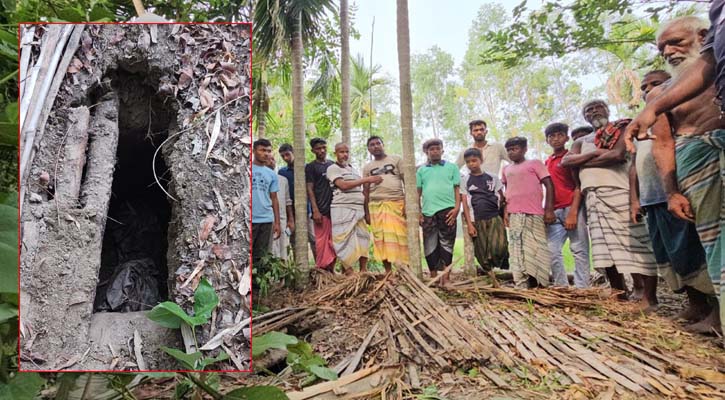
[16,21,255,374]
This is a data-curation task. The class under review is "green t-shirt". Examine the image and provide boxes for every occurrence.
[416,160,460,217]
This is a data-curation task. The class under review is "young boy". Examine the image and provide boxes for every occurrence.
[544,123,590,288]
[502,136,555,288]
[416,139,460,286]
[460,148,508,282]
[252,139,281,268]
[570,126,594,141]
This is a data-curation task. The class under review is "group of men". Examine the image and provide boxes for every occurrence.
[251,11,725,338]
[251,136,409,276]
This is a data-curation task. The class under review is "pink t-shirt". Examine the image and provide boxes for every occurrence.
[501,159,550,215]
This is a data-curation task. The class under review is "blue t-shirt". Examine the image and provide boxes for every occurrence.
[252,164,279,223]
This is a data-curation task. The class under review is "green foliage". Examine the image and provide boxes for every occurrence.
[416,385,448,400]
[252,253,300,297]
[253,331,338,382]
[479,0,641,67]
[477,0,705,68]
[252,331,299,357]
[147,278,219,328]
[285,340,337,381]
[146,279,227,370]
[0,372,44,399]
[224,386,290,400]
[253,0,338,61]
[411,46,455,139]
[160,347,230,371]
[0,191,17,294]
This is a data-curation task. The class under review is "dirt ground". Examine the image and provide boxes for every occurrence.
[129,269,725,399]
[20,23,251,371]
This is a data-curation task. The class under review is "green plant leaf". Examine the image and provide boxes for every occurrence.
[0,302,17,323]
[223,386,289,400]
[146,301,194,329]
[174,379,193,399]
[4,101,17,122]
[0,191,17,294]
[193,278,219,322]
[197,351,230,370]
[251,331,298,357]
[0,372,45,399]
[89,5,115,22]
[147,279,218,328]
[136,372,178,378]
[161,347,202,370]
[308,365,338,381]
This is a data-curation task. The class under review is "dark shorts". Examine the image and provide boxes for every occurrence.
[422,208,456,271]
[644,203,706,278]
[252,222,273,266]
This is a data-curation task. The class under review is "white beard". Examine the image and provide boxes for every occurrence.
[591,116,608,129]
[668,46,701,79]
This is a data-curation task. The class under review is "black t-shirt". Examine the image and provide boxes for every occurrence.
[305,160,333,216]
[462,173,501,221]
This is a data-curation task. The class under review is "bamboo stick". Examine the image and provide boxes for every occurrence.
[20,25,80,215]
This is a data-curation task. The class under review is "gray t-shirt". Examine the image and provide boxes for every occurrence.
[327,163,365,210]
[578,133,630,191]
[362,155,405,201]
[635,140,667,206]
[456,142,510,177]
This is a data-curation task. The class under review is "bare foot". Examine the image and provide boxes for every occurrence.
[634,299,659,314]
[630,287,644,301]
[685,306,722,335]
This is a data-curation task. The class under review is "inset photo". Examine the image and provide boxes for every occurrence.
[18,22,251,372]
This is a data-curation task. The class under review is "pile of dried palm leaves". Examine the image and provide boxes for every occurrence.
[254,267,725,399]
[449,277,626,312]
[312,270,380,302]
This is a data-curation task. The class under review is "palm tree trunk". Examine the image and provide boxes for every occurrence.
[340,0,351,145]
[396,0,422,277]
[291,13,309,271]
[256,84,269,138]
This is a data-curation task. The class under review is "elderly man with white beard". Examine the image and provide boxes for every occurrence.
[560,100,659,305]
[630,16,724,335]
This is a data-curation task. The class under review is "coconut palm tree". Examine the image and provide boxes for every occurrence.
[254,0,337,271]
[396,0,422,277]
[340,0,351,145]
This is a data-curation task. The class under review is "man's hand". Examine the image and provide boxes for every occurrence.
[365,213,371,225]
[419,214,424,227]
[286,219,295,234]
[630,200,642,224]
[667,193,695,222]
[273,222,281,239]
[544,209,556,225]
[312,210,322,224]
[445,208,458,226]
[467,222,477,238]
[367,175,384,185]
[503,212,509,228]
[564,211,577,230]
[625,107,658,153]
